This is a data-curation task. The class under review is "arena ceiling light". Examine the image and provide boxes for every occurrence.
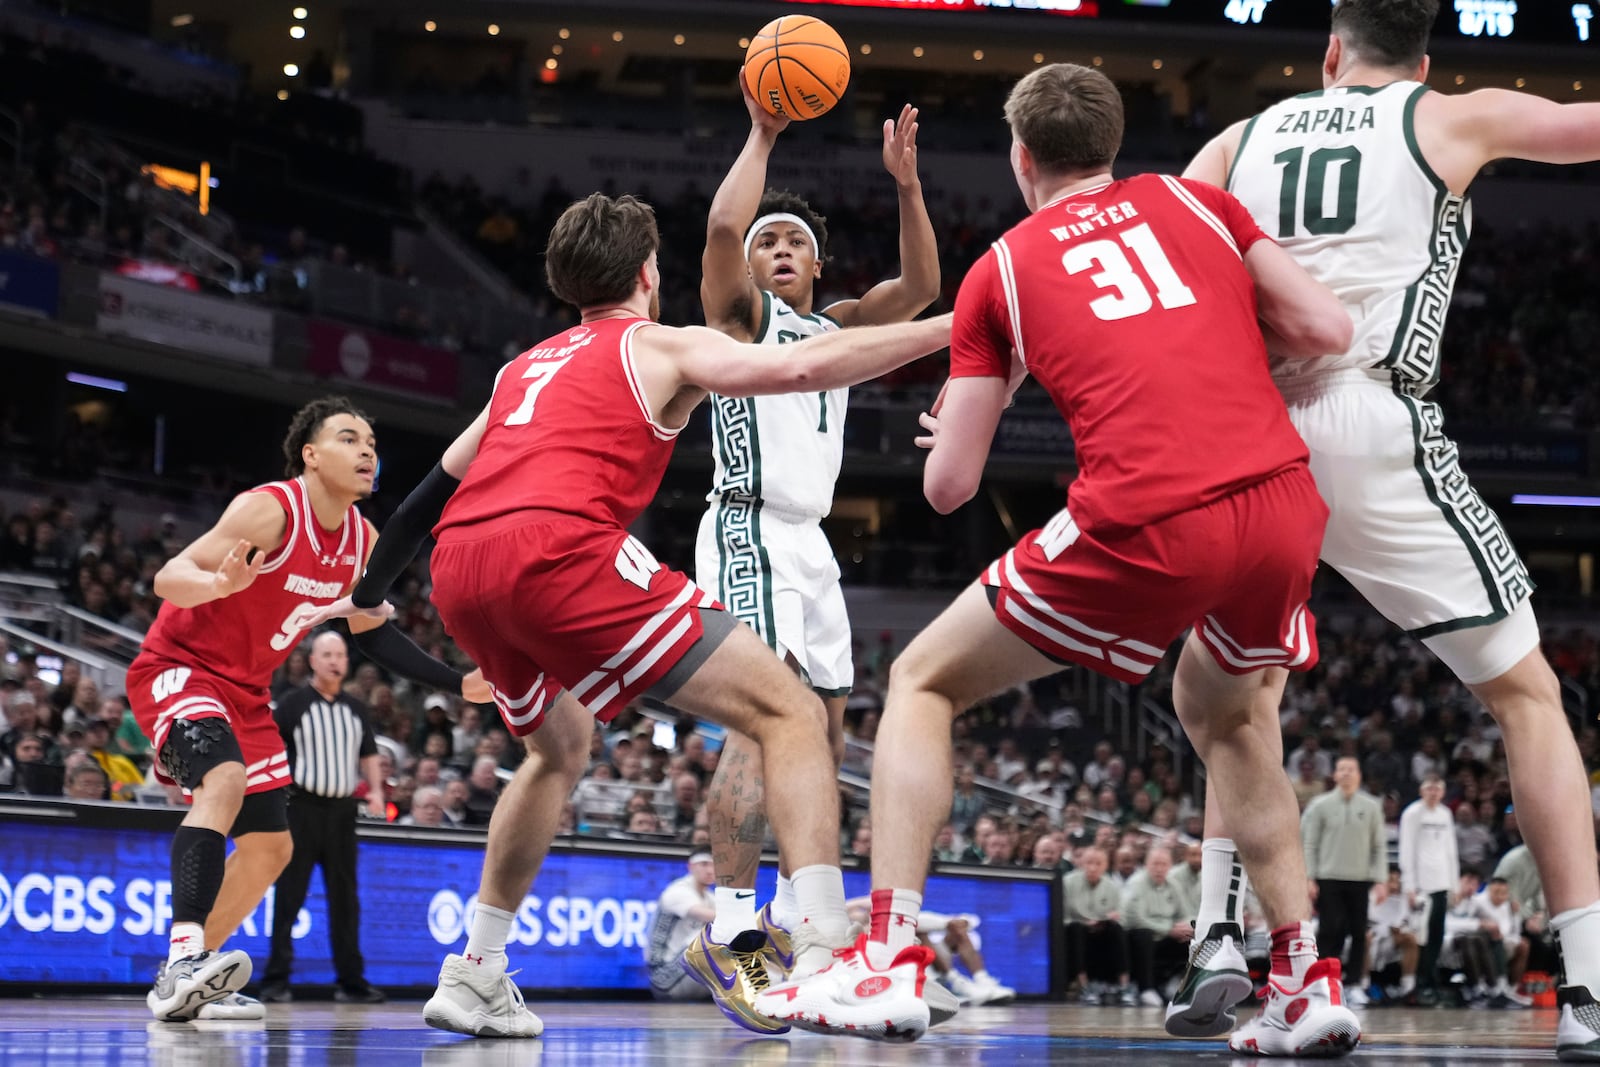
[283,63,299,76]
[1511,494,1600,507]
[66,373,127,393]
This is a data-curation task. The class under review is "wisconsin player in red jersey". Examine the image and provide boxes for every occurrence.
[130,397,489,1022]
[304,192,950,1038]
[754,64,1360,1051]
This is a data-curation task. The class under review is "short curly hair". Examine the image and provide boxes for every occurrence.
[752,189,829,264]
[282,396,371,477]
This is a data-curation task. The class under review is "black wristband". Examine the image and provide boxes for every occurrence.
[353,463,461,608]
[350,621,464,693]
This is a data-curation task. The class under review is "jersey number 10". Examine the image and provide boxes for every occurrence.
[1274,146,1363,239]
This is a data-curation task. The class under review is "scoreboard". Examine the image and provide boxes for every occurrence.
[785,1,1600,49]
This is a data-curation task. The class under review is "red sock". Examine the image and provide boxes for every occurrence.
[869,888,923,952]
[1269,922,1317,984]
[869,889,894,944]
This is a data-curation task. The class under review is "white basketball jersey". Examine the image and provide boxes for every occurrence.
[707,291,847,520]
[1228,81,1470,396]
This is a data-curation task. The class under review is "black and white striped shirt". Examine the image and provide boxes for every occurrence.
[272,684,378,798]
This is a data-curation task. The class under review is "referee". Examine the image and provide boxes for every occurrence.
[261,631,386,1004]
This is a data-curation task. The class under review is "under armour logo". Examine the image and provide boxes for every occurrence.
[464,953,484,965]
[892,915,916,926]
[321,555,337,567]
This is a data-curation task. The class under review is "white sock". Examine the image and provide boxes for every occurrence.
[168,921,204,964]
[711,886,758,943]
[771,873,799,930]
[1494,976,1510,995]
[463,902,514,971]
[1552,901,1600,992]
[1399,973,1416,994]
[974,969,992,983]
[791,864,849,944]
[1195,838,1245,936]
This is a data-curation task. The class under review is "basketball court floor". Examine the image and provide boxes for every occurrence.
[0,999,1568,1066]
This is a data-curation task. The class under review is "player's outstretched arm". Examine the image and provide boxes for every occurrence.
[1419,89,1600,194]
[701,70,789,340]
[828,105,941,326]
[299,400,491,626]
[658,315,951,400]
[152,491,286,609]
[922,376,1008,515]
[345,516,486,703]
[1245,239,1353,359]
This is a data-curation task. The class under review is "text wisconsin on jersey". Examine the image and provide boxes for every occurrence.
[283,574,345,599]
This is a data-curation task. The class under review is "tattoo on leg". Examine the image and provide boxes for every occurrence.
[705,733,766,888]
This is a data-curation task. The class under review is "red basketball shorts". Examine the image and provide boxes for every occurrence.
[983,465,1328,683]
[127,653,289,795]
[431,515,721,735]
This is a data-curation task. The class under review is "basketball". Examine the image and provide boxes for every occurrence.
[744,16,851,121]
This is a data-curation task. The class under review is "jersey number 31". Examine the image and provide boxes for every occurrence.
[1062,223,1197,322]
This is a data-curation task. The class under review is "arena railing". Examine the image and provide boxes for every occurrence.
[53,604,145,666]
[0,618,124,695]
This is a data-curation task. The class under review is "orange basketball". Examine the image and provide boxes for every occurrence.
[744,16,850,121]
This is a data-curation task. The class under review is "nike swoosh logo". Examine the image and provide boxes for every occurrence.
[734,892,755,900]
[698,936,739,991]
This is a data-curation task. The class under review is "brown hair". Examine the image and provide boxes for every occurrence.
[1003,63,1123,177]
[1331,0,1439,69]
[282,396,370,477]
[544,193,660,309]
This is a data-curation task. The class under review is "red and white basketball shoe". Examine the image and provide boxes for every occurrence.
[1229,958,1361,1057]
[753,931,935,1042]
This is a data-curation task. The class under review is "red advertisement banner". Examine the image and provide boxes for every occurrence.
[305,321,459,403]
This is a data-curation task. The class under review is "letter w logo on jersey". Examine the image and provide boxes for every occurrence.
[614,537,661,591]
[150,667,192,702]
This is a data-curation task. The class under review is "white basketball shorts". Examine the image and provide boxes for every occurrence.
[1280,371,1538,686]
[695,501,853,695]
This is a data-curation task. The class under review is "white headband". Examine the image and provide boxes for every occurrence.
[744,212,818,259]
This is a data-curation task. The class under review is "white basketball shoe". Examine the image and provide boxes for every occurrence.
[1229,958,1361,1057]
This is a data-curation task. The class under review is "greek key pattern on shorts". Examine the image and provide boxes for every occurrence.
[1384,194,1468,394]
[1412,398,1533,616]
[715,499,768,639]
[712,394,773,644]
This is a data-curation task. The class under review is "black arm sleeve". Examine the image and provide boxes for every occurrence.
[349,621,464,693]
[352,463,460,609]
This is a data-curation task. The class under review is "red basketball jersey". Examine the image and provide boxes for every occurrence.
[439,317,682,535]
[139,477,368,689]
[950,173,1310,534]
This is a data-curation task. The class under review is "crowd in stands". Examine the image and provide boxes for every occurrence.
[1,484,1597,1009]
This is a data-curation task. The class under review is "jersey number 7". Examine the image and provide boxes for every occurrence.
[504,356,574,426]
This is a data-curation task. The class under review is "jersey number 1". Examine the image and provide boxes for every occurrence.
[1062,223,1197,322]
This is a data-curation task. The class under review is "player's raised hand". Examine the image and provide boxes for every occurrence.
[739,66,790,137]
[461,668,493,704]
[882,104,921,189]
[211,539,264,599]
[294,595,397,631]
